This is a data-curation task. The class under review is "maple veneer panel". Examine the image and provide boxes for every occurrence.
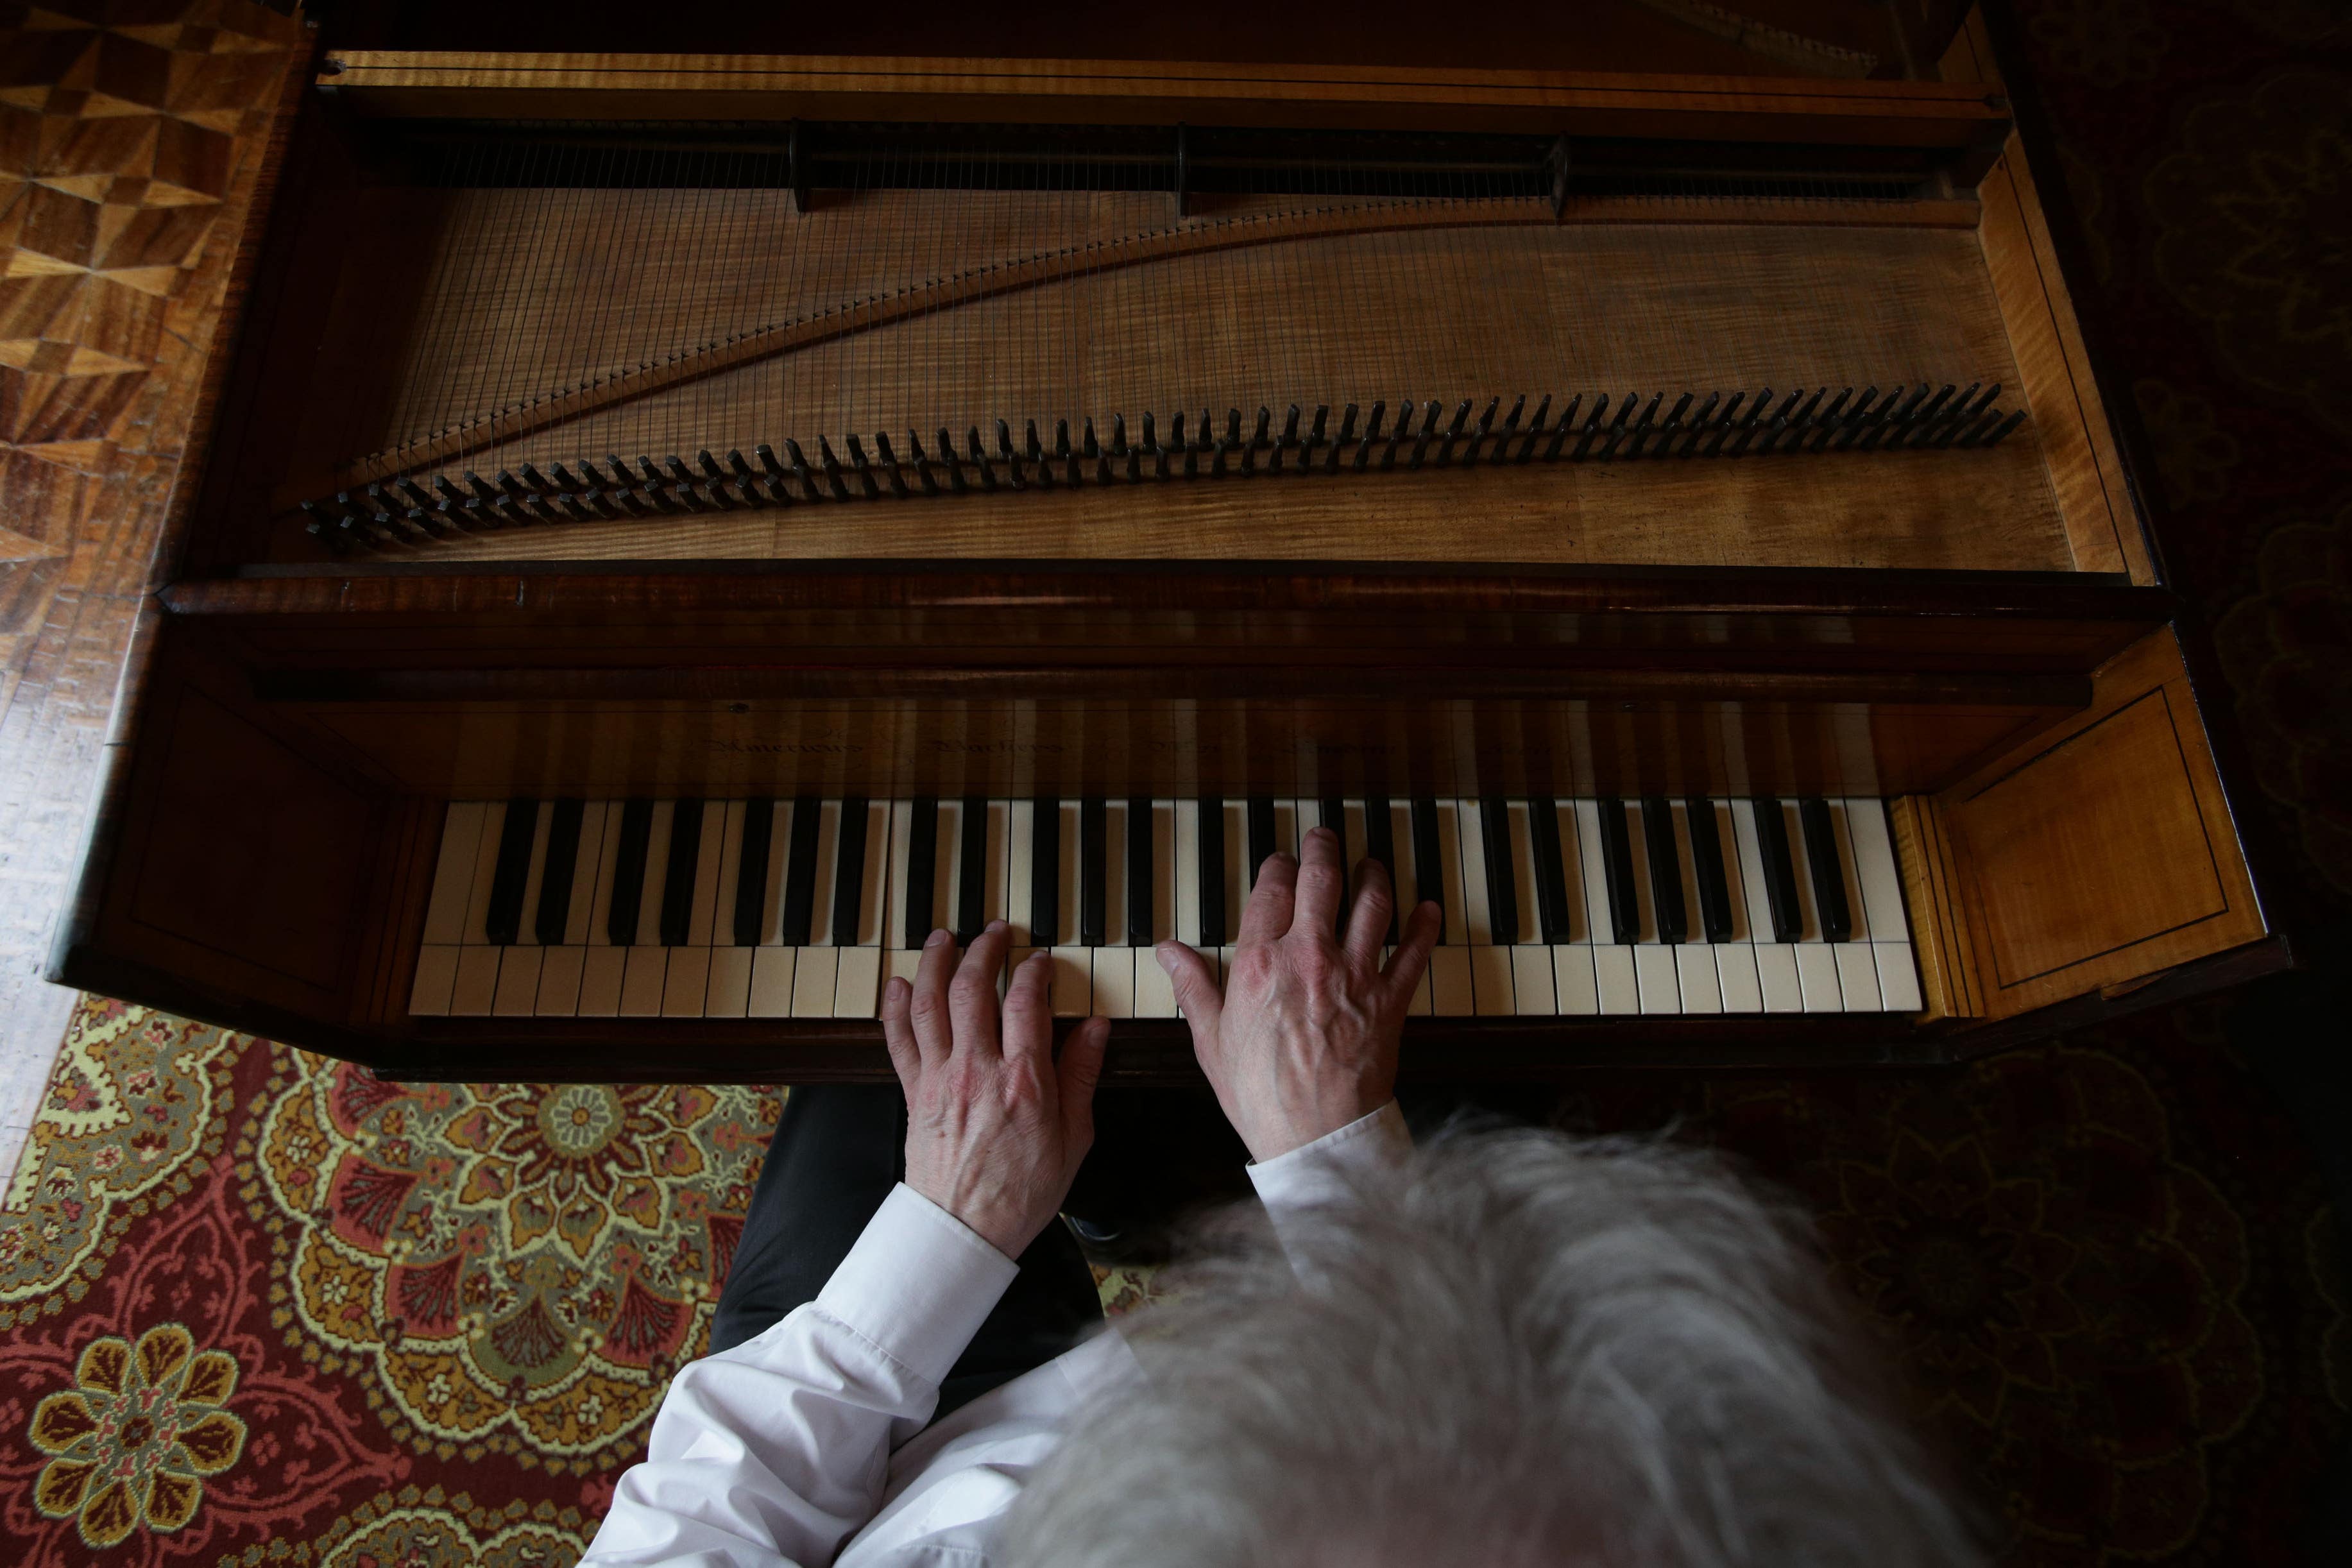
[1941,628,2262,1018]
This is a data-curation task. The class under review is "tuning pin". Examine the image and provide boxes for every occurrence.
[871,432,909,498]
[967,426,997,492]
[934,427,966,493]
[904,430,939,496]
[1540,393,1580,461]
[998,420,1025,491]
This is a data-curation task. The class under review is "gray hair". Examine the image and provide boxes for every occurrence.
[1002,1124,1987,1568]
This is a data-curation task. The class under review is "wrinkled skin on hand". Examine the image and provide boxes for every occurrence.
[1157,827,1440,1163]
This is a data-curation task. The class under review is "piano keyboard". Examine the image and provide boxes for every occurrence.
[409,794,1924,1021]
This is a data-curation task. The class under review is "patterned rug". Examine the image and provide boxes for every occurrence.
[0,996,2340,1565]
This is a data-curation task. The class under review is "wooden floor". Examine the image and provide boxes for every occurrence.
[0,1,305,1175]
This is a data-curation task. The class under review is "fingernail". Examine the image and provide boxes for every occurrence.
[925,928,950,948]
[1155,944,1175,973]
[986,918,1007,934]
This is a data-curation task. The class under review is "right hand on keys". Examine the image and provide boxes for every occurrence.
[1157,826,1441,1163]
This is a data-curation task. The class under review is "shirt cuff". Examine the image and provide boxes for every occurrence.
[809,1184,1021,1387]
[1247,1101,1413,1223]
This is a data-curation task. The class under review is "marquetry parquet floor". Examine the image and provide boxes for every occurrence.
[0,0,305,1175]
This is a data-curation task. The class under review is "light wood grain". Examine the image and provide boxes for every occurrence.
[1937,627,2265,1018]
[1888,793,1982,1018]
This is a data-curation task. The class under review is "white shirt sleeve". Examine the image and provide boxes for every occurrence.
[579,1182,1019,1568]
[1246,1101,1414,1257]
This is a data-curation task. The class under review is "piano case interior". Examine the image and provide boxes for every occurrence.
[52,15,2290,1083]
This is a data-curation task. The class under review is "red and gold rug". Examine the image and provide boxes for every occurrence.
[0,996,2340,1565]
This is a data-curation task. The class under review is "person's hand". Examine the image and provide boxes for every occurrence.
[1157,827,1440,1163]
[880,921,1108,1258]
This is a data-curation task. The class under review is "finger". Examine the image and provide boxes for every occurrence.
[1156,941,1223,1040]
[1001,950,1055,1071]
[1341,855,1395,971]
[1236,850,1297,947]
[1057,1016,1109,1155]
[1379,899,1444,1010]
[910,928,959,1061]
[949,920,1011,1057]
[1289,826,1345,943]
[879,976,921,1092]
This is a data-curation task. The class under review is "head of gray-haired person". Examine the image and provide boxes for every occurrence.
[1002,1125,1988,1568]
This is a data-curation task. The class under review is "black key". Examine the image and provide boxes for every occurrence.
[1685,797,1733,942]
[1080,797,1107,946]
[658,797,705,947]
[1640,796,1687,944]
[1752,796,1802,943]
[1247,796,1276,885]
[606,798,654,946]
[1478,796,1518,944]
[1031,796,1060,944]
[1528,796,1569,943]
[1363,794,1397,944]
[1410,797,1445,942]
[1798,796,1852,942]
[733,798,772,947]
[956,796,987,944]
[1596,797,1638,945]
[778,794,822,946]
[831,796,869,946]
[484,797,540,946]
[534,798,584,946]
[1197,796,1227,947]
[1127,797,1153,944]
[902,797,940,947]
[1320,798,1349,937]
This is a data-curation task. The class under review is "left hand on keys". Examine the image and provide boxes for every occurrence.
[880,921,1109,1258]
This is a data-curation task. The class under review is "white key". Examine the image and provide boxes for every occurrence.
[848,797,891,948]
[835,948,883,1018]
[1594,946,1640,1014]
[633,800,675,953]
[1716,943,1764,1013]
[685,801,727,946]
[806,801,842,946]
[1093,948,1135,1018]
[887,798,917,950]
[661,948,711,1017]
[1635,946,1679,1014]
[1388,801,1421,915]
[1222,800,1249,939]
[932,798,962,940]
[1728,800,1800,1012]
[711,801,747,951]
[1874,942,1925,1012]
[748,947,796,1016]
[792,946,840,1017]
[494,946,543,1015]
[1824,799,1873,944]
[536,945,586,1016]
[1102,799,1130,946]
[1050,946,1091,1016]
[1571,799,1617,944]
[1796,944,1844,1011]
[459,801,509,945]
[512,804,554,947]
[757,799,792,944]
[1471,946,1515,1016]
[1457,799,1494,946]
[560,801,609,946]
[1429,948,1476,1015]
[887,946,924,990]
[1136,948,1177,1017]
[1675,945,1723,1014]
[1552,945,1599,1014]
[584,799,627,949]
[1431,799,1470,942]
[577,947,627,1016]
[1150,799,1177,944]
[1512,946,1556,1014]
[1275,799,1302,857]
[1342,799,1371,904]
[1174,799,1201,948]
[1834,944,1882,1011]
[706,947,753,1018]
[410,944,460,1014]
[1845,798,1911,943]
[1056,802,1084,945]
[1504,801,1543,948]
[620,948,667,1016]
[421,803,488,946]
[1007,799,1035,945]
[450,946,501,1015]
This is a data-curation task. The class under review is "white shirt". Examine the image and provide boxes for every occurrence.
[581,1103,1412,1567]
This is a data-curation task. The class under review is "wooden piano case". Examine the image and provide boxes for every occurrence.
[51,12,2289,1084]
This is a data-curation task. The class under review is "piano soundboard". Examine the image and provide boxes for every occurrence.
[410,793,1923,1024]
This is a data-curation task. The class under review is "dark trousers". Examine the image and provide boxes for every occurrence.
[711,1084,1104,1417]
